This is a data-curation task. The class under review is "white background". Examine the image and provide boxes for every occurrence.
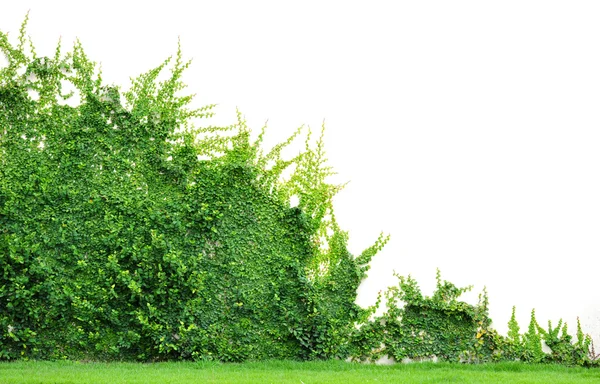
[2,1,600,346]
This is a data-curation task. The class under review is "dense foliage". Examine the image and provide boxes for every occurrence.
[0,16,387,361]
[1,17,598,366]
[348,270,598,367]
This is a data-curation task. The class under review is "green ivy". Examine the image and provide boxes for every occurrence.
[1,16,597,367]
[348,270,497,363]
[348,271,598,367]
[0,15,387,361]
[494,307,594,366]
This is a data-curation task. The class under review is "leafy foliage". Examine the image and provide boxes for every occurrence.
[0,16,386,361]
[494,308,596,367]
[1,16,597,367]
[349,270,497,363]
[348,271,599,367]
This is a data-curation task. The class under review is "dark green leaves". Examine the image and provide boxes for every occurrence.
[0,16,385,362]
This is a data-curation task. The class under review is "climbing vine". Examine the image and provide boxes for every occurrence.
[1,16,597,366]
[0,15,386,361]
[348,270,599,367]
[348,270,496,362]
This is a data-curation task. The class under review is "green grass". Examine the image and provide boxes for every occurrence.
[1,360,599,384]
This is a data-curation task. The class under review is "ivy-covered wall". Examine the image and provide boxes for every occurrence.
[0,16,387,361]
[347,270,596,367]
[1,17,598,366]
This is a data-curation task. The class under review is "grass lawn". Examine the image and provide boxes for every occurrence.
[1,360,599,384]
